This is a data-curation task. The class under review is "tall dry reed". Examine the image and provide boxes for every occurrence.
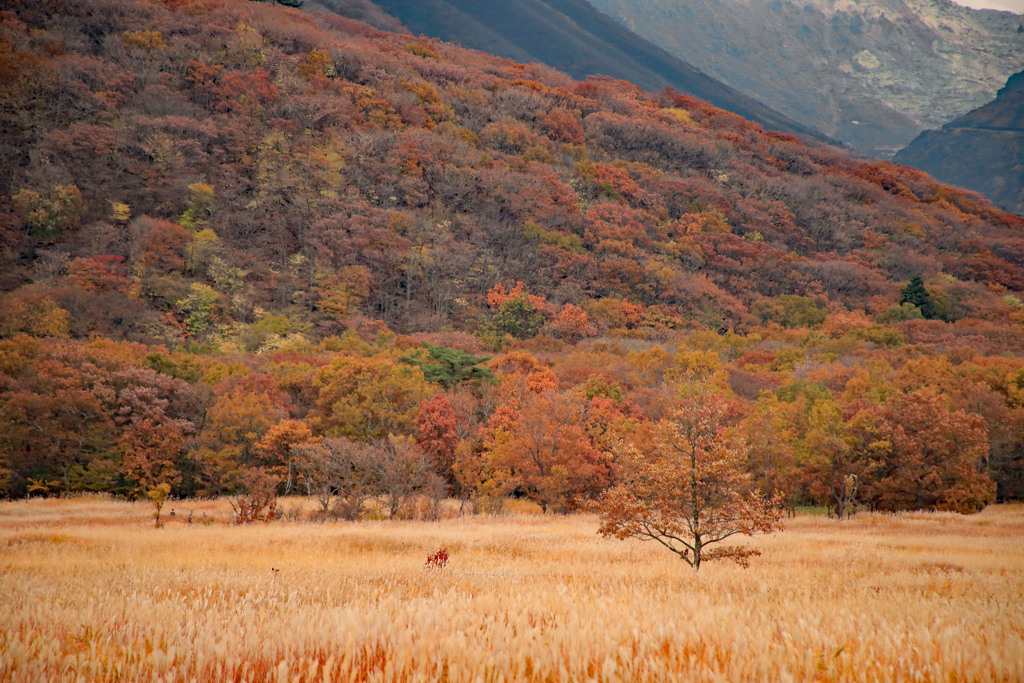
[1,496,1022,681]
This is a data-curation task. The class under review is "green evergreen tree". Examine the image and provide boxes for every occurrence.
[400,343,494,390]
[488,294,546,339]
[899,275,936,319]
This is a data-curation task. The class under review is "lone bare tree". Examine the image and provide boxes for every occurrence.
[374,435,445,520]
[595,380,782,571]
[293,437,377,520]
[293,436,445,520]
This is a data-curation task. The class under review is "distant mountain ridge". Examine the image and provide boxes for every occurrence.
[364,0,834,143]
[586,0,1024,156]
[896,70,1024,216]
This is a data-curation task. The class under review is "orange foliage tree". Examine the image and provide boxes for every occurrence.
[596,379,782,570]
[254,419,313,494]
[485,390,610,513]
[848,390,996,513]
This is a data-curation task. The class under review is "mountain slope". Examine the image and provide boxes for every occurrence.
[365,0,832,143]
[1,0,1022,342]
[896,70,1024,216]
[305,0,406,32]
[587,0,1024,156]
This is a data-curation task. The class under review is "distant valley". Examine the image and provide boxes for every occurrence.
[897,69,1024,215]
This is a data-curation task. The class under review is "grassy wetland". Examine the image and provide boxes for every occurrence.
[1,497,1022,682]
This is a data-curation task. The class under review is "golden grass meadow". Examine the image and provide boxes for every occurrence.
[1,497,1022,682]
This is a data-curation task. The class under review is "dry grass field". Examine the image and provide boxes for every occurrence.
[1,496,1022,682]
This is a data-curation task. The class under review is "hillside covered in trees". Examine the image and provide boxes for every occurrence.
[1,0,1023,513]
[360,0,829,143]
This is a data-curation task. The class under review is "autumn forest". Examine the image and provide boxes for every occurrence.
[4,0,1024,679]
[2,0,1024,524]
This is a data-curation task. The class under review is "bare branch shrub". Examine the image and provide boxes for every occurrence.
[373,435,438,520]
[229,467,280,524]
[293,437,378,520]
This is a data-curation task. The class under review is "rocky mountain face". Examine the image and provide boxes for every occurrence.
[896,70,1024,215]
[366,0,832,142]
[586,0,1024,156]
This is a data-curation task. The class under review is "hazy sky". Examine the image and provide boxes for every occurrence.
[955,0,1024,12]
